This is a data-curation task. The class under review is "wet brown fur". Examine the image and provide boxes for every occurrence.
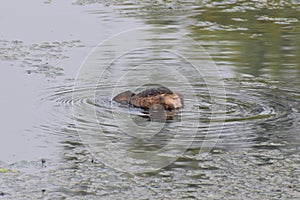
[113,87,183,110]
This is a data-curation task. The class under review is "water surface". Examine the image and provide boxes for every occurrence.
[0,0,300,199]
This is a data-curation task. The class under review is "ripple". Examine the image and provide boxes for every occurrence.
[40,75,299,154]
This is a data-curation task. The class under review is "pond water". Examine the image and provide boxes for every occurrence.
[1,0,300,199]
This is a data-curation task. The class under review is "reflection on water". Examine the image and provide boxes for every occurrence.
[1,0,300,199]
[188,1,300,79]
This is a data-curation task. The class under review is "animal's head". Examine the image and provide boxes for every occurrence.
[163,93,183,110]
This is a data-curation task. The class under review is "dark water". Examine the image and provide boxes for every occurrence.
[1,0,300,199]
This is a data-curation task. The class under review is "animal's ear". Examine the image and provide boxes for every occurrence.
[112,91,135,104]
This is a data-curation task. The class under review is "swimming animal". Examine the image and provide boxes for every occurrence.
[112,86,183,111]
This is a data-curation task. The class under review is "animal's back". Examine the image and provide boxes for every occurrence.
[134,87,173,98]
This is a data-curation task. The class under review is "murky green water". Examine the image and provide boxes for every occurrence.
[1,0,300,199]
